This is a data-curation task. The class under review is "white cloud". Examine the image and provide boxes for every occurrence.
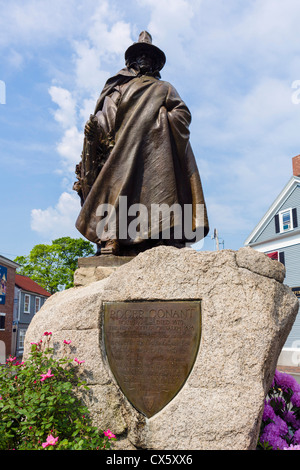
[79,96,99,124]
[139,0,200,73]
[192,76,300,245]
[0,0,95,47]
[31,192,80,239]
[141,0,198,35]
[209,78,298,150]
[235,0,300,53]
[7,49,24,69]
[173,1,300,248]
[44,1,300,249]
[47,4,133,178]
[72,41,108,94]
[71,14,132,94]
[56,126,83,173]
[49,86,77,129]
[48,86,83,174]
[206,199,250,233]
[36,2,133,240]
[88,18,132,57]
[5,0,300,251]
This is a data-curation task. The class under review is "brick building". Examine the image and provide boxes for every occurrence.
[12,274,51,357]
[0,255,19,361]
[0,255,51,362]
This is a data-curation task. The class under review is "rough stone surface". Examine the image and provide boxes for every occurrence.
[74,266,116,287]
[74,254,135,287]
[236,246,286,283]
[23,246,298,450]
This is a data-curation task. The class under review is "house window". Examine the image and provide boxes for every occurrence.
[275,208,298,234]
[267,251,278,261]
[280,209,292,232]
[24,294,30,313]
[279,252,285,265]
[0,313,5,330]
[19,329,27,350]
[282,210,292,231]
[266,251,285,265]
[35,297,41,313]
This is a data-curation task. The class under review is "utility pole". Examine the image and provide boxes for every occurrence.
[212,228,224,251]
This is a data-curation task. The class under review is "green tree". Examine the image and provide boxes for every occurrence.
[14,237,95,294]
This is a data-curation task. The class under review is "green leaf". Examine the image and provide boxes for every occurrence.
[14,237,95,293]
[0,332,115,450]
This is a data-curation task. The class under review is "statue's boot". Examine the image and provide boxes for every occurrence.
[101,239,120,255]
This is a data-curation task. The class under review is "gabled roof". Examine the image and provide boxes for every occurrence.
[15,274,51,297]
[245,175,300,246]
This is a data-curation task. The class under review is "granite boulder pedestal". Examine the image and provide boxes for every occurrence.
[24,246,298,450]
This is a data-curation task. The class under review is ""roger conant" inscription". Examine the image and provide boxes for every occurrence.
[103,301,201,418]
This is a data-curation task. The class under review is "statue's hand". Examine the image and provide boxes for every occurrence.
[84,115,99,139]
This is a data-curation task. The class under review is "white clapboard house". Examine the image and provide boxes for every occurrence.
[245,155,300,362]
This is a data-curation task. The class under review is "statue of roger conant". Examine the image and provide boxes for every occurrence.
[73,31,209,255]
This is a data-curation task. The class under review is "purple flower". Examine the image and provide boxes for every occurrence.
[291,391,300,408]
[260,418,289,450]
[273,415,289,437]
[269,396,286,413]
[283,410,300,429]
[262,403,276,422]
[261,371,300,449]
[293,428,300,445]
[274,370,300,393]
[260,427,288,450]
[271,370,281,388]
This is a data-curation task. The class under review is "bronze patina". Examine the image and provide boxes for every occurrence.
[103,301,201,418]
[73,31,209,256]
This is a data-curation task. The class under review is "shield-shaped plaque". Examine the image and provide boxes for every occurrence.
[103,300,201,418]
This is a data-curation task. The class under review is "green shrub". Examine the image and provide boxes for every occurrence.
[0,333,116,450]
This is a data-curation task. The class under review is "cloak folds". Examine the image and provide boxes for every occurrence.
[75,68,209,248]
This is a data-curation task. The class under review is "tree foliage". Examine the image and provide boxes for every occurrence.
[14,237,95,294]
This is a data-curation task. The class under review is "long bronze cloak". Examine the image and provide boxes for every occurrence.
[75,68,209,247]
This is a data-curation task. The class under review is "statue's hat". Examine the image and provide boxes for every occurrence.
[125,31,166,71]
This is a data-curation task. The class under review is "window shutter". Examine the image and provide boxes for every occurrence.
[279,252,285,265]
[292,208,298,228]
[275,214,280,233]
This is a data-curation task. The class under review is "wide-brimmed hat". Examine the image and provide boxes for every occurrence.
[125,31,166,71]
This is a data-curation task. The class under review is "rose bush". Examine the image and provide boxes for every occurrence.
[0,333,116,450]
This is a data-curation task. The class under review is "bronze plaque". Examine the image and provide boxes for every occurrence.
[103,301,201,418]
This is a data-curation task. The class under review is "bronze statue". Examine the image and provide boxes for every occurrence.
[74,31,209,255]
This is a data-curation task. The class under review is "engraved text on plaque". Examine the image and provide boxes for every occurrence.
[103,301,201,418]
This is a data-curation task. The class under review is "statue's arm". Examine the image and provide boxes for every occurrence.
[165,84,191,155]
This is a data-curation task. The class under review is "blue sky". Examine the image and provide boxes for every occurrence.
[1,0,300,259]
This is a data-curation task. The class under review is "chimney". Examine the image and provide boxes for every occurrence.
[292,155,300,177]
